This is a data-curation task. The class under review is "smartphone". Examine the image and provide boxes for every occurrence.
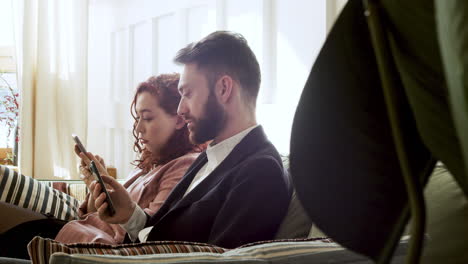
[72,134,87,154]
[89,160,116,216]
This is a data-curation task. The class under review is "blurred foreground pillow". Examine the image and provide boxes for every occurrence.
[422,164,468,263]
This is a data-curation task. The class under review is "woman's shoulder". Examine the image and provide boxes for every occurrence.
[141,152,200,175]
[164,152,200,168]
[140,152,199,180]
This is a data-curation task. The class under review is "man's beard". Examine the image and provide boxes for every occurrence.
[189,91,226,144]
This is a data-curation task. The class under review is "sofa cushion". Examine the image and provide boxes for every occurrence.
[420,164,468,263]
[0,166,81,221]
[308,224,327,239]
[274,191,312,239]
[47,238,408,264]
[27,236,227,264]
[274,156,313,239]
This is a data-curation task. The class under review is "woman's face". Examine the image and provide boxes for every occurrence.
[135,91,184,156]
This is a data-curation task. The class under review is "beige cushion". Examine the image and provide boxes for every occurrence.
[308,225,327,239]
[275,191,313,239]
[420,164,468,263]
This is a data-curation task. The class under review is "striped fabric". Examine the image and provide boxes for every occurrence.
[46,239,361,264]
[0,165,81,221]
[48,239,409,264]
[27,236,227,264]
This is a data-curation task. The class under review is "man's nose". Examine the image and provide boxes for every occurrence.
[177,99,186,117]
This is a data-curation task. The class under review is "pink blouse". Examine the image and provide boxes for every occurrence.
[54,153,198,244]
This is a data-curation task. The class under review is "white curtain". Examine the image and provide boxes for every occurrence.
[13,0,88,179]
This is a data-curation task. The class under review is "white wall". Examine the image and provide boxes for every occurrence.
[258,0,326,153]
[88,0,346,178]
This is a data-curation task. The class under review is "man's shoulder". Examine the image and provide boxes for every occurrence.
[242,134,282,162]
[233,141,285,178]
[238,126,281,158]
[234,136,290,187]
[246,143,280,162]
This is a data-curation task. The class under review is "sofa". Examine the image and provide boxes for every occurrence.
[3,162,465,264]
[6,163,461,264]
[0,164,405,264]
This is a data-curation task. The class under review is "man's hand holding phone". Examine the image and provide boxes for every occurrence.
[89,161,116,216]
[89,175,136,224]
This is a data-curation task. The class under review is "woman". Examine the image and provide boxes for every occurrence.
[0,73,205,258]
[55,72,205,244]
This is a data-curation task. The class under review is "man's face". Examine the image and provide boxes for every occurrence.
[177,64,226,144]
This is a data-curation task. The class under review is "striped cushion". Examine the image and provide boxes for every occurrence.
[48,240,408,264]
[27,236,227,264]
[0,165,81,221]
[46,239,373,264]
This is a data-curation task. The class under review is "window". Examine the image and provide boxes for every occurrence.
[0,63,19,166]
[0,0,19,166]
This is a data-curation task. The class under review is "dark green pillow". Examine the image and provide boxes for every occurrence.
[422,164,468,263]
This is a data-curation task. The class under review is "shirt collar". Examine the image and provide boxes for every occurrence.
[205,125,259,169]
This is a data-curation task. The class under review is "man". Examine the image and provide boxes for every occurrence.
[91,31,291,248]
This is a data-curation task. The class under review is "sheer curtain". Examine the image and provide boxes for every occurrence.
[13,0,88,179]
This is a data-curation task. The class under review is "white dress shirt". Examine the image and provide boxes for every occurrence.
[121,125,259,242]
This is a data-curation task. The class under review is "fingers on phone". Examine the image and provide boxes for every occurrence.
[96,192,112,217]
[74,145,81,155]
[100,176,119,190]
[91,155,100,165]
[91,181,101,199]
[91,156,106,174]
[86,152,96,161]
[97,201,108,217]
[80,152,92,165]
[94,191,106,209]
[88,154,99,165]
[96,155,106,168]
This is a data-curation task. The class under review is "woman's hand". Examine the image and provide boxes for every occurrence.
[90,176,136,224]
[75,145,107,187]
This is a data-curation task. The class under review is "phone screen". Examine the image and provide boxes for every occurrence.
[72,134,87,154]
[89,160,116,216]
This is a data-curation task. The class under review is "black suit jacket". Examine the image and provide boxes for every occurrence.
[144,126,291,248]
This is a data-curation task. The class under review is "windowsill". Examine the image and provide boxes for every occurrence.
[2,164,18,172]
[0,165,116,179]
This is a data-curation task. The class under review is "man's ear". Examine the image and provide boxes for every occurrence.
[175,115,185,130]
[216,75,234,103]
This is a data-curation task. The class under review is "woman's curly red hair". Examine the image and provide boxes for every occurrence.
[130,73,206,173]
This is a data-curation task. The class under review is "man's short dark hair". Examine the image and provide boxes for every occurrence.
[174,31,261,107]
